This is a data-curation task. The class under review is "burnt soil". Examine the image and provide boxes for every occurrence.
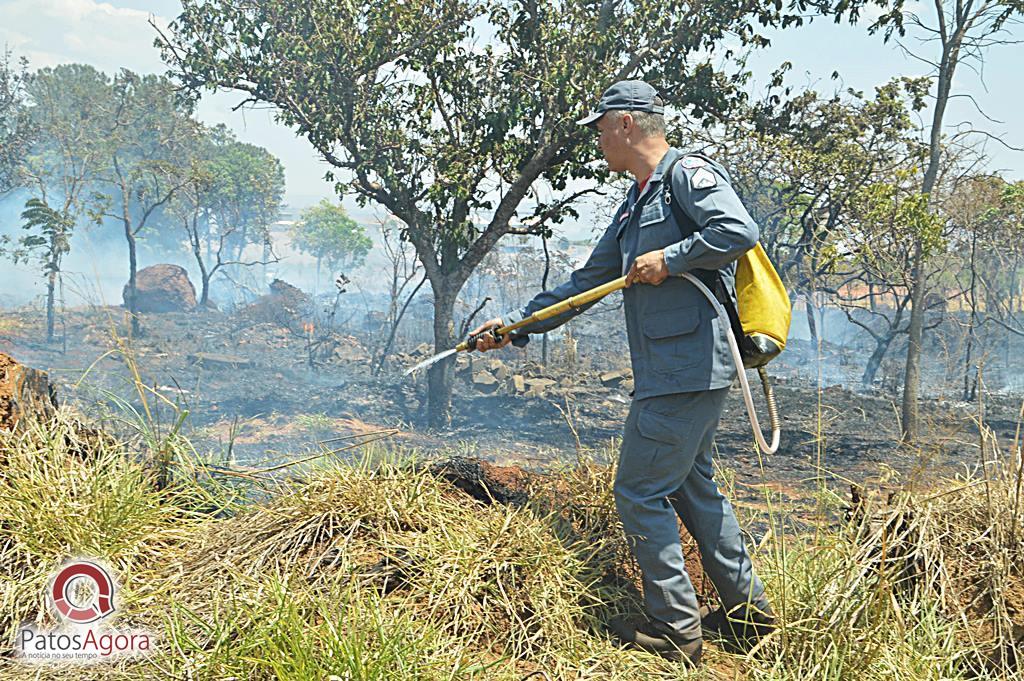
[1,304,1020,516]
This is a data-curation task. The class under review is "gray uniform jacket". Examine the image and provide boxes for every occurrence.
[503,147,758,399]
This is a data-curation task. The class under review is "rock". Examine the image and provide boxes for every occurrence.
[329,336,370,363]
[0,352,57,431]
[187,352,254,370]
[124,264,197,313]
[524,377,555,398]
[236,279,313,330]
[471,371,500,394]
[600,368,632,388]
[486,359,510,382]
[511,375,526,394]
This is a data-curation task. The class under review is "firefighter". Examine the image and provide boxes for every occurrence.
[471,80,775,665]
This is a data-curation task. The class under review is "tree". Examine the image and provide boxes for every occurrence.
[290,199,371,294]
[829,169,947,387]
[2,199,73,343]
[0,51,34,195]
[14,64,112,342]
[705,78,929,348]
[92,70,199,334]
[862,0,1024,442]
[157,0,819,427]
[373,218,424,374]
[172,126,284,306]
[946,177,1024,392]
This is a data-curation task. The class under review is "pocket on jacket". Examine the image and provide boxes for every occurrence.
[641,306,702,372]
[638,196,666,228]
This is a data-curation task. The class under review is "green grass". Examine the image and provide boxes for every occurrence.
[1,408,1021,680]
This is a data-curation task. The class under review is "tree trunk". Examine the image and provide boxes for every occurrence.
[963,231,978,401]
[427,284,458,429]
[191,224,211,307]
[806,293,819,347]
[901,35,957,444]
[45,268,56,343]
[126,224,139,336]
[200,271,211,307]
[901,241,926,443]
[862,333,895,387]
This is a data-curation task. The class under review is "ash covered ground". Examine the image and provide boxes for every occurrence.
[2,276,1021,519]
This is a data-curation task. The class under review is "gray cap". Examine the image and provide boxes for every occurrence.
[576,80,665,127]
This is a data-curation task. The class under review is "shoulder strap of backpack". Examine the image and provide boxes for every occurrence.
[663,156,747,343]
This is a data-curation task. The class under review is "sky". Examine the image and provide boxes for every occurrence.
[2,0,1021,215]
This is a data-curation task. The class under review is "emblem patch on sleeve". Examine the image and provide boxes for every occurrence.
[681,155,706,169]
[691,167,717,189]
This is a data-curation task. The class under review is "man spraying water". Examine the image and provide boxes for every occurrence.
[469,80,775,666]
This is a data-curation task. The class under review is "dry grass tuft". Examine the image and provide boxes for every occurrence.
[3,404,1023,680]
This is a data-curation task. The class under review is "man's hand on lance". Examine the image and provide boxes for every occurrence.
[626,249,670,287]
[469,317,513,352]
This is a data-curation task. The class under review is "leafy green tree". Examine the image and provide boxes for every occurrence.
[0,51,34,195]
[201,125,285,268]
[172,126,284,306]
[831,168,946,387]
[13,64,112,342]
[852,0,1024,442]
[158,0,823,426]
[945,176,1024,396]
[703,78,929,349]
[1,199,73,341]
[92,70,200,334]
[290,199,371,294]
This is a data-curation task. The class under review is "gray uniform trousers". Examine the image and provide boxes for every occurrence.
[614,387,765,638]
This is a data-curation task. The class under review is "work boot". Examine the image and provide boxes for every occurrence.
[608,615,703,666]
[701,600,776,653]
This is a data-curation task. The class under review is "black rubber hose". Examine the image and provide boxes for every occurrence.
[758,365,781,435]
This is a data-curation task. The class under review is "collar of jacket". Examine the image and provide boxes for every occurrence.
[616,147,682,239]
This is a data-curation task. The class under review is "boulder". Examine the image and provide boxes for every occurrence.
[124,264,197,313]
[0,352,57,431]
[511,375,526,394]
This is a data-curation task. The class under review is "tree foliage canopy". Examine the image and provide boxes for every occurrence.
[290,199,371,271]
[157,0,828,296]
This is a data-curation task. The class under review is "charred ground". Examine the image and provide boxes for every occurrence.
[1,286,1019,516]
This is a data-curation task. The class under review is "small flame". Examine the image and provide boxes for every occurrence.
[302,322,315,335]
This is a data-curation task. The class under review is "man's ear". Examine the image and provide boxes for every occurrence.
[620,113,633,132]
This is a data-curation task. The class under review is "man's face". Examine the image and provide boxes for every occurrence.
[594,112,632,172]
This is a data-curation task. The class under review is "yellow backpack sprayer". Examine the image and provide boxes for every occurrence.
[407,247,791,454]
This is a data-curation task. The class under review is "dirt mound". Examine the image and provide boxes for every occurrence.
[0,352,57,431]
[125,264,197,313]
[427,456,538,506]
